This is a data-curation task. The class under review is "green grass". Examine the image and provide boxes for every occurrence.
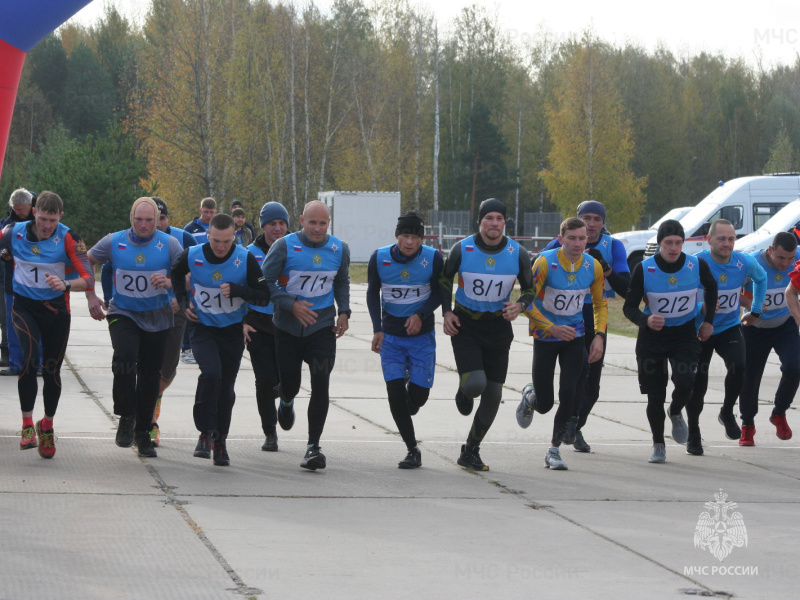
[349,262,637,337]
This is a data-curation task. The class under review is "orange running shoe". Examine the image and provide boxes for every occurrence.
[19,425,38,450]
[36,419,56,459]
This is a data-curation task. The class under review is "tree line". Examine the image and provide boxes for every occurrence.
[2,0,800,244]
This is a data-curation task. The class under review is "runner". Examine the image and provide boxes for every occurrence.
[171,213,270,466]
[518,217,607,471]
[623,219,717,463]
[739,231,800,444]
[261,200,351,470]
[691,219,766,452]
[539,200,629,452]
[0,191,94,458]
[243,201,289,452]
[86,197,183,458]
[367,211,443,469]
[440,198,535,472]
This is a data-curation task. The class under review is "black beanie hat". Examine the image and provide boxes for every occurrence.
[657,219,685,244]
[396,211,425,238]
[478,198,506,223]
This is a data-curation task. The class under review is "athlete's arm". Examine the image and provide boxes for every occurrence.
[522,255,555,333]
[417,250,445,318]
[622,262,649,327]
[589,260,609,335]
[439,241,461,316]
[333,241,351,317]
[745,254,767,315]
[365,250,383,333]
[170,248,191,310]
[698,258,718,325]
[604,238,630,298]
[515,248,535,308]
[261,237,296,312]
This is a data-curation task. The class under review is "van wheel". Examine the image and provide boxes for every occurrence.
[627,251,644,272]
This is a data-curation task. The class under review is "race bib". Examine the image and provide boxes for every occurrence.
[762,288,787,311]
[542,287,588,316]
[461,272,517,302]
[115,268,168,299]
[381,283,431,305]
[13,258,65,289]
[716,289,741,314]
[193,283,244,314]
[646,289,696,318]
[286,270,337,298]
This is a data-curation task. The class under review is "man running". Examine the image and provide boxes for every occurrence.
[539,200,629,452]
[367,211,443,469]
[440,198,535,472]
[519,217,607,470]
[743,232,800,444]
[0,191,94,458]
[171,213,270,466]
[243,201,289,452]
[691,219,766,453]
[623,220,717,463]
[261,200,351,470]
[87,197,183,458]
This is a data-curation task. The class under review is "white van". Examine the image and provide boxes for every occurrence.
[612,206,693,270]
[734,199,800,254]
[643,175,800,258]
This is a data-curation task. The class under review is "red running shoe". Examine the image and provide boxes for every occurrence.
[739,424,755,446]
[20,425,37,450]
[36,420,56,459]
[769,414,792,440]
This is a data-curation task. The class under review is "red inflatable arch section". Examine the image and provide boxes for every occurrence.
[0,0,93,181]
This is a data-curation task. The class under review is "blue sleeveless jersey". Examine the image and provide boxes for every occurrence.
[454,235,521,313]
[376,244,436,318]
[246,241,274,315]
[641,254,701,327]
[747,249,800,322]
[533,249,596,338]
[11,221,72,300]
[188,244,249,327]
[278,232,343,311]
[695,250,763,333]
[110,230,172,311]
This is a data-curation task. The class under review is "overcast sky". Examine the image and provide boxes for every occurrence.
[68,0,800,68]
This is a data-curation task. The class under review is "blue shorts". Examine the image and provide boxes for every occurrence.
[380,331,436,388]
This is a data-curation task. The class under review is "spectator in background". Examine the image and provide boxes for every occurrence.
[230,199,256,240]
[1,189,37,376]
[233,207,253,246]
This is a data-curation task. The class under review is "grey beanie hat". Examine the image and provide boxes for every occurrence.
[260,201,290,228]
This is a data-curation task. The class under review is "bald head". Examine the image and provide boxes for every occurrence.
[300,201,331,243]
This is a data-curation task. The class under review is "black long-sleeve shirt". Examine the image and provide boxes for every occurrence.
[366,244,444,336]
[440,234,535,320]
[623,253,717,329]
[171,243,270,319]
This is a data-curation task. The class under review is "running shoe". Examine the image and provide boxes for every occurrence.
[669,411,688,445]
[769,414,793,440]
[457,444,489,471]
[455,389,473,416]
[717,410,741,440]
[213,439,230,466]
[262,430,278,452]
[544,447,568,470]
[516,384,536,429]
[573,430,591,453]
[648,443,666,463]
[149,423,160,447]
[115,415,135,448]
[686,426,703,456]
[180,349,197,364]
[398,447,422,469]
[739,425,755,447]
[135,431,157,458]
[36,420,56,459]
[193,433,211,458]
[301,445,326,470]
[20,425,37,450]
[278,399,295,431]
[563,416,578,445]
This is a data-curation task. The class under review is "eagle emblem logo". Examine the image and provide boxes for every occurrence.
[694,489,748,562]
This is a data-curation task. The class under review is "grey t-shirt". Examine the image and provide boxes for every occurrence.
[90,229,183,332]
